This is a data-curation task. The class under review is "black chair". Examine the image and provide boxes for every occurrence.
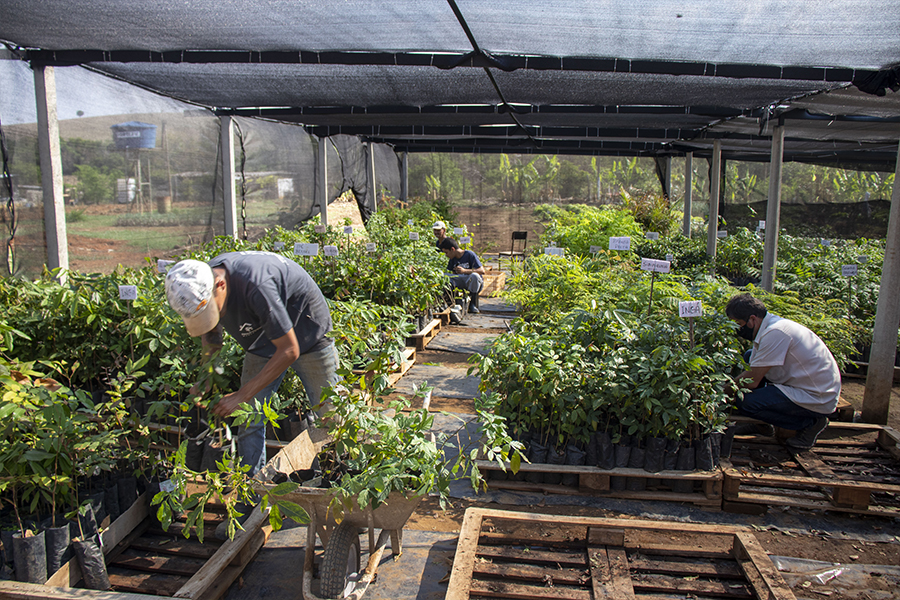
[498,231,527,267]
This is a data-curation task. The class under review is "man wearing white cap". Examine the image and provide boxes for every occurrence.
[165,251,338,476]
[432,221,447,250]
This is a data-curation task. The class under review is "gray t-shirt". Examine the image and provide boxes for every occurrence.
[209,251,332,358]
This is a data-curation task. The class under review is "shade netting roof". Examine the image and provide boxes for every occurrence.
[2,0,899,169]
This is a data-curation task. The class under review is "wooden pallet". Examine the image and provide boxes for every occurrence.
[407,318,441,351]
[474,460,723,509]
[352,346,417,388]
[446,508,795,600]
[0,492,269,600]
[722,422,900,517]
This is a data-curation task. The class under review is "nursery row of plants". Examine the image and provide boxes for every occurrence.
[0,204,510,585]
[472,203,880,477]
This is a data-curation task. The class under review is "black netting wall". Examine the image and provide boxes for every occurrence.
[325,135,400,223]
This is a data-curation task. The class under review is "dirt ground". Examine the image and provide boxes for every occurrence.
[402,344,900,578]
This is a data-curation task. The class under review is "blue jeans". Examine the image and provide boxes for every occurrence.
[737,351,821,430]
[236,342,339,476]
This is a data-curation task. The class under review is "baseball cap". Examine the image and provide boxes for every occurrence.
[433,220,446,230]
[165,259,220,337]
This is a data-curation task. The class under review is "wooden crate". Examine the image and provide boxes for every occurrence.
[446,508,795,600]
[0,491,268,600]
[353,346,416,388]
[722,422,900,517]
[474,460,723,509]
[480,271,506,297]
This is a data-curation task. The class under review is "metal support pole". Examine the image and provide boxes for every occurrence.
[400,151,409,206]
[761,125,784,291]
[862,140,900,424]
[33,65,68,277]
[317,136,328,225]
[367,142,378,213]
[706,140,722,265]
[220,116,237,239]
[682,152,693,238]
[663,156,672,199]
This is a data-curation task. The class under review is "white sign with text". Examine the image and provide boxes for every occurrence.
[609,236,631,251]
[118,285,138,301]
[679,300,703,318]
[640,258,671,273]
[294,242,319,256]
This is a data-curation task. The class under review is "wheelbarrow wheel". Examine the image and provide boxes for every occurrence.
[320,522,361,599]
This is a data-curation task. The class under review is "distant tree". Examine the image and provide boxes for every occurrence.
[73,164,119,204]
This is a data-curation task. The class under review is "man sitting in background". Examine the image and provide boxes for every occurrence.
[439,237,485,314]
[432,221,448,250]
[726,293,841,450]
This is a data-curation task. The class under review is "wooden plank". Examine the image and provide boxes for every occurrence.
[172,504,268,599]
[108,567,188,597]
[588,547,615,600]
[104,520,153,565]
[606,548,636,600]
[627,557,743,579]
[472,563,590,586]
[631,573,752,598]
[109,549,207,577]
[129,536,221,560]
[468,579,591,600]
[732,532,796,600]
[446,509,484,600]
[587,528,624,547]
[476,546,586,568]
[725,471,900,493]
[195,528,268,600]
[789,450,837,479]
[0,580,165,600]
[578,473,609,491]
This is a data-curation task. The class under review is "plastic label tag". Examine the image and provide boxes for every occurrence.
[409,231,420,241]
[544,247,564,256]
[273,241,285,251]
[821,239,831,247]
[679,300,703,318]
[460,236,471,244]
[343,226,353,235]
[453,227,464,235]
[324,245,339,257]
[118,285,138,300]
[609,236,631,251]
[589,245,601,254]
[758,220,766,230]
[314,225,326,234]
[159,479,176,493]
[157,259,175,274]
[645,232,659,240]
[640,258,670,273]
[858,255,869,263]
[366,243,377,253]
[842,264,858,277]
[407,219,414,226]
[666,253,674,262]
[717,230,728,238]
[294,242,319,256]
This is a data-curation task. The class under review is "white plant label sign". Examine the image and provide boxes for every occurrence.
[324,245,339,257]
[453,227,464,235]
[409,231,420,241]
[609,236,631,251]
[640,258,670,273]
[119,285,138,301]
[645,231,659,240]
[314,225,326,234]
[366,242,377,253]
[821,239,831,247]
[294,242,319,256]
[460,236,471,244]
[343,226,353,235]
[758,220,766,230]
[717,230,728,238]
[273,241,285,251]
[666,253,674,262]
[544,247,564,256]
[858,255,869,263]
[679,300,703,318]
[589,245,601,254]
[842,264,858,277]
[157,259,175,273]
[159,479,176,493]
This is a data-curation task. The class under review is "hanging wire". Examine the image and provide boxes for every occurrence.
[0,116,17,276]
[234,120,248,240]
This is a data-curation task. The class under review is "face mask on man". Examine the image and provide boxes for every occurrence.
[736,321,755,341]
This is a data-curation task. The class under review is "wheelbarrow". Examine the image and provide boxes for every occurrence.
[254,429,422,600]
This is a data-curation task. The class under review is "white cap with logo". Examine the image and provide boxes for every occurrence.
[165,259,220,337]
[433,221,446,230]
